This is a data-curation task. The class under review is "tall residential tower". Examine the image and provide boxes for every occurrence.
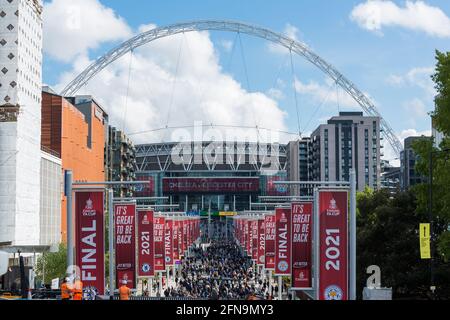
[310,112,381,192]
[0,0,43,246]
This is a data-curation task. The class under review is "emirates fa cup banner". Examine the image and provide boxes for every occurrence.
[173,220,180,262]
[275,208,292,276]
[154,216,166,272]
[318,191,348,300]
[182,219,188,255]
[246,220,252,256]
[75,190,105,295]
[264,214,276,270]
[291,202,313,289]
[251,220,259,261]
[114,202,136,288]
[164,219,174,266]
[257,219,265,266]
[137,210,154,277]
[178,219,184,257]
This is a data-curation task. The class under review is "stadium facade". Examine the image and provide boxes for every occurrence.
[135,141,289,214]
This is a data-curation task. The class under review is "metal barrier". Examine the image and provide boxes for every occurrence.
[103,295,208,301]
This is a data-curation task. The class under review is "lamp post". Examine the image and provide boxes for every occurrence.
[428,147,450,299]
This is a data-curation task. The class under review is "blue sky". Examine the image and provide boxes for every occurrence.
[42,0,450,162]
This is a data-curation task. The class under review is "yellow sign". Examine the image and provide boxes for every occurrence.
[219,211,237,217]
[420,223,431,259]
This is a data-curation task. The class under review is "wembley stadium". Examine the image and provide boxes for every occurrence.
[134,141,290,214]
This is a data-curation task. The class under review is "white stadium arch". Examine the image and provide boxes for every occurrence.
[60,20,403,156]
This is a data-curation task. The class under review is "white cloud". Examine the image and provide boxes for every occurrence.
[284,23,301,41]
[382,128,432,165]
[386,74,404,86]
[43,0,132,63]
[218,40,233,52]
[350,0,450,38]
[268,23,304,54]
[386,66,436,97]
[51,12,288,144]
[399,128,432,141]
[403,98,429,118]
[267,88,285,100]
[293,78,362,109]
[138,23,157,34]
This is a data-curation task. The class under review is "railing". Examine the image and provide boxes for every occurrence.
[41,145,61,158]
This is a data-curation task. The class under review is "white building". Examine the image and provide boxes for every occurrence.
[0,0,43,247]
[40,150,62,246]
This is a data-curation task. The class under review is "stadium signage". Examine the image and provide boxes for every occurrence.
[163,178,259,193]
[258,219,265,266]
[75,190,105,295]
[264,214,276,270]
[164,219,174,266]
[275,208,292,276]
[114,202,136,288]
[137,210,154,277]
[291,202,313,290]
[318,191,348,300]
[154,216,166,271]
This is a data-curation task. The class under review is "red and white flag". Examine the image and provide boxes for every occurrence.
[318,191,348,300]
[75,191,105,294]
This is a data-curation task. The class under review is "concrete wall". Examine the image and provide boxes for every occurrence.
[40,151,62,246]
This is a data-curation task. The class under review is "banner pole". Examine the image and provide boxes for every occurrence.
[313,187,319,300]
[150,277,153,297]
[159,272,163,297]
[166,266,170,289]
[268,269,272,298]
[350,169,357,300]
[278,275,282,300]
[64,170,73,270]
[108,188,114,299]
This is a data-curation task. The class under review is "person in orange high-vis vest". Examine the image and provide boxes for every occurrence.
[119,280,131,300]
[61,278,72,300]
[72,277,83,301]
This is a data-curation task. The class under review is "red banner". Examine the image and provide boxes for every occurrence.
[291,202,313,289]
[251,220,259,261]
[154,216,165,272]
[264,214,276,270]
[266,175,288,196]
[164,219,173,266]
[114,202,136,288]
[318,191,348,300]
[245,220,251,256]
[173,220,180,262]
[187,219,192,248]
[163,178,259,193]
[178,219,184,257]
[257,219,265,266]
[75,191,105,295]
[275,208,292,276]
[135,174,155,197]
[137,210,154,277]
[182,219,188,255]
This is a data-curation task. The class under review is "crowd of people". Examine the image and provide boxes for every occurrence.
[167,219,282,300]
[162,240,275,300]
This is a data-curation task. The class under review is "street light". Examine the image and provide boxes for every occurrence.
[428,147,450,299]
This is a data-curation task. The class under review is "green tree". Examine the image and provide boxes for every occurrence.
[413,50,450,262]
[431,50,450,137]
[35,243,67,284]
[356,188,434,299]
